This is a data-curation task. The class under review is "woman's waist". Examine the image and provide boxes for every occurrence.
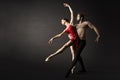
[68,35,78,40]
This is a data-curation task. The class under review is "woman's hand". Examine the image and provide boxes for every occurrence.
[63,3,70,7]
[48,38,54,44]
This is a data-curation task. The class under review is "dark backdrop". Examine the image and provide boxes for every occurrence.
[0,0,120,80]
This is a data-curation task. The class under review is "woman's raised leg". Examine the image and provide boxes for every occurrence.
[45,40,73,62]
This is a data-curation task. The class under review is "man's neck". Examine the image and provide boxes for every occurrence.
[79,20,83,24]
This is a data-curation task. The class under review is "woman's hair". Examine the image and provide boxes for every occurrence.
[62,18,70,22]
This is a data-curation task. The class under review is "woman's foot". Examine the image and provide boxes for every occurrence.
[71,67,75,74]
[45,57,51,62]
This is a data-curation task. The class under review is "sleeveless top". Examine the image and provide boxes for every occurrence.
[65,25,79,48]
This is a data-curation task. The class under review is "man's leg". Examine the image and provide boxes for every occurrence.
[78,56,86,72]
[65,53,79,78]
[65,40,86,78]
[78,40,86,72]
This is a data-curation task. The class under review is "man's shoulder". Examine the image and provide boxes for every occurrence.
[83,21,90,24]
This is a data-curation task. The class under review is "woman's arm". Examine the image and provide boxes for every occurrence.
[48,29,66,44]
[63,3,73,25]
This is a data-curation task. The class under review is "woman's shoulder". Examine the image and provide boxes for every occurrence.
[68,24,74,27]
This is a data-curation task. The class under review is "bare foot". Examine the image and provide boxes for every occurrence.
[45,57,50,62]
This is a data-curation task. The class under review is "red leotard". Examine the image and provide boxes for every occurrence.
[65,25,79,49]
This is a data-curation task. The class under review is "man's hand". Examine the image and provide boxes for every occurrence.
[63,3,69,7]
[48,38,54,44]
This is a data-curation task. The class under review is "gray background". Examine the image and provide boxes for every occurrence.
[0,0,120,80]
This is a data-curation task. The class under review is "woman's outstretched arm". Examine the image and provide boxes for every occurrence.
[48,29,66,44]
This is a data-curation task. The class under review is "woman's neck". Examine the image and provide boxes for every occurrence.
[65,22,70,27]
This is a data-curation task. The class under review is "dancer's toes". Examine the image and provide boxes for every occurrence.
[71,69,74,74]
[71,67,76,74]
[45,57,50,62]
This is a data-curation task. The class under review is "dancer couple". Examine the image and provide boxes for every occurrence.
[45,3,100,78]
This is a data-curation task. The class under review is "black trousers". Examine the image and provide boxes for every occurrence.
[65,39,86,78]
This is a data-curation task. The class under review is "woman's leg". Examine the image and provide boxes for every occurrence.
[70,46,75,60]
[45,40,73,62]
[70,46,76,74]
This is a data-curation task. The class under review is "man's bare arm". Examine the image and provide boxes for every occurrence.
[87,21,100,42]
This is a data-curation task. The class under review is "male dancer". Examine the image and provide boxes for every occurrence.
[64,3,100,78]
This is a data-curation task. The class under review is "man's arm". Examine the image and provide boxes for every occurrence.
[87,21,100,42]
[48,29,66,44]
[63,3,73,25]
